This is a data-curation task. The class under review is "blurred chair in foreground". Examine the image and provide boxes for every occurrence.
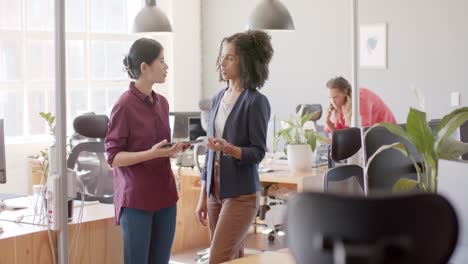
[287,192,458,264]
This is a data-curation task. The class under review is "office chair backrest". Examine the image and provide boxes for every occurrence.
[73,114,109,139]
[364,125,420,194]
[286,192,459,264]
[296,104,322,122]
[193,136,207,173]
[199,98,212,132]
[331,127,361,162]
[67,114,113,203]
[428,119,440,133]
[324,127,364,193]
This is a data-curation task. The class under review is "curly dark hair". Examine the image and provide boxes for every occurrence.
[216,30,274,89]
[123,38,163,79]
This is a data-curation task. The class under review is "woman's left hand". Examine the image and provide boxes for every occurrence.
[207,137,227,152]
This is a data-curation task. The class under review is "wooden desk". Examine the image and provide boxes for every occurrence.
[172,167,211,253]
[172,163,327,253]
[258,162,326,191]
[223,251,295,264]
[0,203,123,264]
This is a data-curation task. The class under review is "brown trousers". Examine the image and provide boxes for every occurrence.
[207,161,260,264]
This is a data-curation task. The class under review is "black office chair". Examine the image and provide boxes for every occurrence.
[67,114,113,204]
[363,125,420,194]
[193,99,211,173]
[286,192,459,264]
[296,104,322,128]
[323,127,364,193]
[428,119,440,133]
[193,136,207,173]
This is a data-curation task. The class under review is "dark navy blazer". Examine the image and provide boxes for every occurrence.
[201,87,271,199]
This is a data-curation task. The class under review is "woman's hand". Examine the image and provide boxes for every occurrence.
[325,103,335,119]
[148,139,184,158]
[195,197,208,226]
[207,137,227,152]
[324,104,337,133]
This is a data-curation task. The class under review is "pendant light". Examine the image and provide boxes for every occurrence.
[246,0,295,30]
[132,0,172,33]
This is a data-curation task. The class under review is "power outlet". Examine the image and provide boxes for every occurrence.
[451,92,460,107]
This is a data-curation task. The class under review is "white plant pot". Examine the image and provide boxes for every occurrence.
[287,144,315,173]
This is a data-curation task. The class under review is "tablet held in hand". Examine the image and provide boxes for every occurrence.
[162,139,204,148]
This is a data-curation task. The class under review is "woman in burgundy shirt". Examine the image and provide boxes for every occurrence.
[105,38,185,264]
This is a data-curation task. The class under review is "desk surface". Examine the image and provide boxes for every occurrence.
[0,202,122,264]
[259,163,326,185]
[0,219,46,239]
[176,161,327,192]
[223,251,295,264]
[0,198,115,226]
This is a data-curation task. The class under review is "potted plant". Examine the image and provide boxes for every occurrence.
[365,107,468,192]
[30,112,56,185]
[274,108,328,172]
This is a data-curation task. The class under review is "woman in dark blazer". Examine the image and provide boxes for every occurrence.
[195,30,273,264]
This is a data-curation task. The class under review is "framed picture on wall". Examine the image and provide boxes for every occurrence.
[359,23,387,69]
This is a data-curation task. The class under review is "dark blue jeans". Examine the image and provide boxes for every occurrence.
[120,205,177,264]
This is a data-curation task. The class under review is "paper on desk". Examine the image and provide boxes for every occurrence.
[3,196,32,210]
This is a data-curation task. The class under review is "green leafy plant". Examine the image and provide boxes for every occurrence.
[274,108,328,153]
[29,112,56,182]
[40,112,56,139]
[365,107,468,192]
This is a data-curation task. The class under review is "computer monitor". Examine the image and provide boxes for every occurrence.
[169,112,201,140]
[188,116,207,140]
[0,119,6,183]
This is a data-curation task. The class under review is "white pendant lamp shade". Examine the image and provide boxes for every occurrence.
[247,0,295,30]
[132,0,172,33]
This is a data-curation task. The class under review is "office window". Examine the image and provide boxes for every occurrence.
[0,0,21,30]
[91,0,127,33]
[0,90,23,137]
[90,40,130,80]
[0,0,173,139]
[0,39,22,81]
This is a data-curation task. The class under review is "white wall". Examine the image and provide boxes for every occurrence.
[202,0,351,123]
[201,0,468,124]
[359,0,468,120]
[171,0,202,111]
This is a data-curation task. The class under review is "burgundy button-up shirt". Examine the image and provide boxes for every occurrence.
[105,82,178,224]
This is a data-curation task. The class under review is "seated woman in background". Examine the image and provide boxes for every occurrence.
[324,76,396,132]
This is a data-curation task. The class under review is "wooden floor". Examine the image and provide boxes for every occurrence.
[170,231,287,264]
